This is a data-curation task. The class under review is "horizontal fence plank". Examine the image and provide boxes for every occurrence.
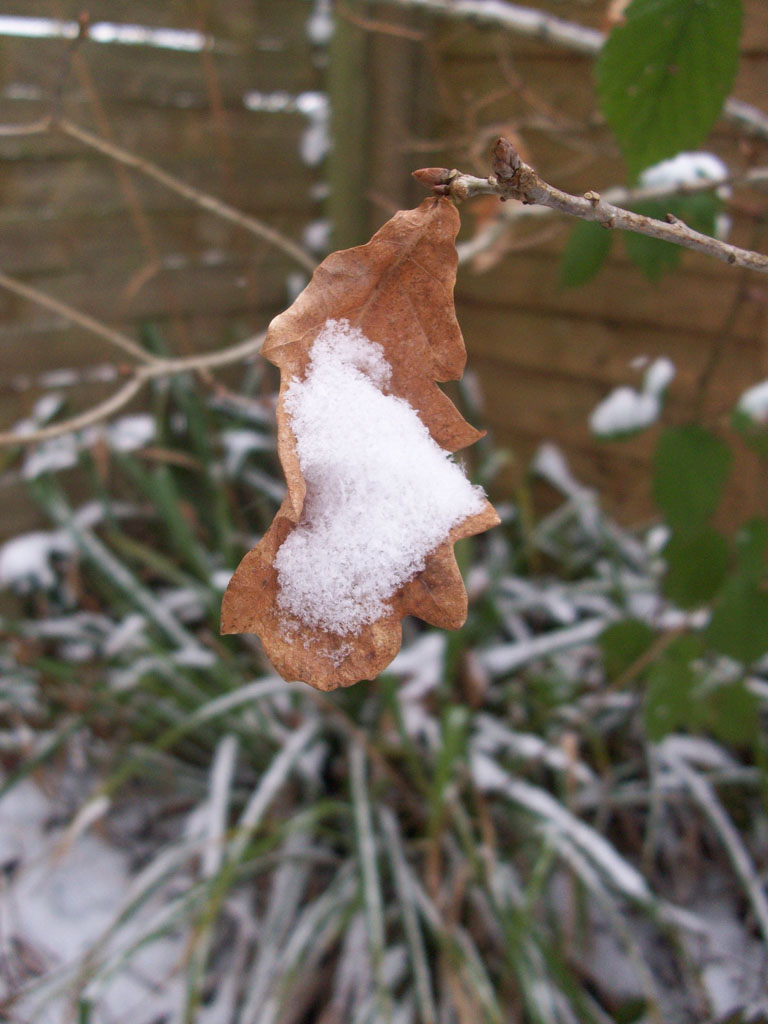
[456,249,767,343]
[0,0,316,48]
[462,308,764,427]
[0,255,295,331]
[0,143,318,220]
[0,204,315,279]
[0,38,320,110]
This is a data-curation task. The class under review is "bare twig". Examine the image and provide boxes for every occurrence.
[0,376,145,446]
[373,0,768,141]
[56,119,316,274]
[0,332,267,447]
[414,140,768,273]
[0,118,50,137]
[376,0,602,53]
[0,268,159,365]
[52,11,90,120]
[455,164,768,266]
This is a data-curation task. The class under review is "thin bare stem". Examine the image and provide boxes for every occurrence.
[146,331,266,374]
[56,118,317,274]
[0,332,267,447]
[372,0,602,54]
[415,141,768,274]
[456,165,768,266]
[0,375,144,446]
[0,268,159,365]
[0,118,51,137]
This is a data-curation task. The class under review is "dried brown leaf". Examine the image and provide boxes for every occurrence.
[221,198,499,690]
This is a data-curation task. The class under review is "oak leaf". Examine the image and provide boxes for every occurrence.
[221,197,499,690]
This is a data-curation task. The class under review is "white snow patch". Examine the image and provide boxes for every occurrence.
[646,524,670,556]
[640,152,729,191]
[390,632,446,700]
[589,357,675,437]
[471,752,651,902]
[21,414,155,479]
[480,616,609,675]
[175,646,217,669]
[296,91,330,166]
[105,413,155,452]
[590,387,659,437]
[473,714,596,785]
[22,435,79,478]
[273,319,486,635]
[0,778,187,1023]
[302,217,332,254]
[103,614,148,657]
[737,379,768,422]
[532,443,601,535]
[88,22,206,50]
[221,428,273,474]
[32,393,65,423]
[0,530,73,590]
[533,443,592,502]
[243,89,329,167]
[0,15,208,51]
[643,357,675,396]
[242,90,295,114]
[212,569,234,591]
[307,0,334,45]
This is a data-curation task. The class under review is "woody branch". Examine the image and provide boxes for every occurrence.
[414,138,768,274]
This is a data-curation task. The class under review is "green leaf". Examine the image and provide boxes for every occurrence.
[702,680,759,745]
[596,0,743,177]
[600,619,656,679]
[644,635,701,741]
[733,517,768,580]
[653,426,731,534]
[614,999,649,1024]
[662,527,730,608]
[732,406,768,456]
[559,220,613,287]
[706,574,768,663]
[625,194,719,280]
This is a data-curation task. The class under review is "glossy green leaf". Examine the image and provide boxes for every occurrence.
[653,426,731,534]
[662,527,730,608]
[596,0,742,177]
[560,219,613,287]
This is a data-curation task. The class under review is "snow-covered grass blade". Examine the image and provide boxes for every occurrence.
[0,359,766,1024]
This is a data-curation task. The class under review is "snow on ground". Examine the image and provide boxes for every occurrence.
[0,778,186,1024]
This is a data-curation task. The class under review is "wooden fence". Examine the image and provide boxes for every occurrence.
[1,0,767,538]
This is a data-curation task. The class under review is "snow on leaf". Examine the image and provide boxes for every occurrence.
[589,357,675,438]
[221,198,499,690]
